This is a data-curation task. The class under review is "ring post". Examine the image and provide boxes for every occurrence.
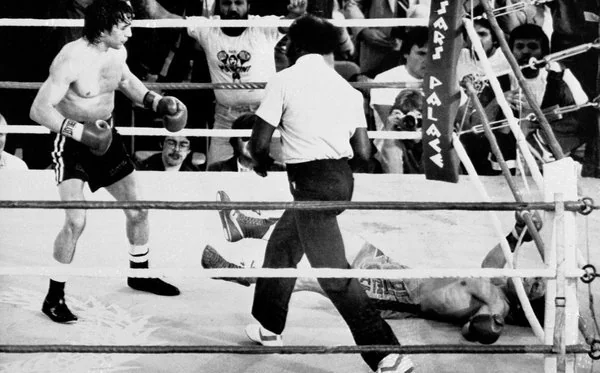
[542,159,579,373]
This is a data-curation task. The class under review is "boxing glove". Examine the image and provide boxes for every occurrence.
[60,118,112,156]
[513,210,543,242]
[143,91,188,133]
[461,313,504,344]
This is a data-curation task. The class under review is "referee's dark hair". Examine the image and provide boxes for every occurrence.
[287,14,338,55]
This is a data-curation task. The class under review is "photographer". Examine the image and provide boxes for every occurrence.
[379,89,424,174]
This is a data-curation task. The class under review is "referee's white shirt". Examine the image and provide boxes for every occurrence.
[256,54,367,165]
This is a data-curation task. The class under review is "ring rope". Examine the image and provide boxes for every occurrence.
[0,200,594,211]
[0,343,590,355]
[0,126,423,141]
[0,81,423,90]
[0,266,570,280]
[452,132,545,341]
[0,17,428,28]
[462,78,545,261]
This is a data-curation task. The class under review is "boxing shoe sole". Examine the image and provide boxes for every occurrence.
[42,298,78,323]
[245,324,283,347]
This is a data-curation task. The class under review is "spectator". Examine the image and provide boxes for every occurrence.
[549,0,599,177]
[457,17,509,82]
[456,17,510,175]
[369,27,428,131]
[471,24,589,174]
[136,135,202,171]
[379,89,424,173]
[212,113,285,172]
[354,0,404,75]
[0,114,28,170]
[184,0,307,171]
[368,26,428,172]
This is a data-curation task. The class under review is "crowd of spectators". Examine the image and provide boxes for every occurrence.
[0,0,598,176]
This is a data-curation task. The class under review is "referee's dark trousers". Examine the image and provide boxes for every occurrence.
[252,158,401,371]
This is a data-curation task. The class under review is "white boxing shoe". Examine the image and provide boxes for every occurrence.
[245,324,283,347]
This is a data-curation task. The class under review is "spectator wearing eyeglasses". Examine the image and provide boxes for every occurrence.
[137,135,201,172]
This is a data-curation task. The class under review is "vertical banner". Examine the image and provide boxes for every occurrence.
[422,0,463,183]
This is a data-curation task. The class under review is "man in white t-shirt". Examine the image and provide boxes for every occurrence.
[0,114,28,170]
[186,0,306,171]
[369,26,428,173]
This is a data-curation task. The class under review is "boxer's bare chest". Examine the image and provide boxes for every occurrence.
[71,53,122,98]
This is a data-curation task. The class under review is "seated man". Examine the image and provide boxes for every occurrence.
[203,190,545,345]
[0,113,28,170]
[470,24,589,173]
[137,135,202,172]
[211,113,285,172]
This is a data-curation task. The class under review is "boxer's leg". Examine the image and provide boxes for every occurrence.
[42,179,86,323]
[106,171,179,296]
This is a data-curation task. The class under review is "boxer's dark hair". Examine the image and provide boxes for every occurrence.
[84,0,134,44]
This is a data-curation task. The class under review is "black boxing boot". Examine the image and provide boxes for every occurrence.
[201,245,255,287]
[127,261,180,296]
[42,280,78,323]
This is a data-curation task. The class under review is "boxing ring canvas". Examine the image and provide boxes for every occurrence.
[1,170,599,372]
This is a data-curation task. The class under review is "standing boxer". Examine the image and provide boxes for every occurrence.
[30,0,187,323]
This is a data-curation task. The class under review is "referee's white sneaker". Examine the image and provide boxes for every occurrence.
[245,324,283,347]
[376,354,414,373]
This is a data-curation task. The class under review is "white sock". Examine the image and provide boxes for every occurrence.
[129,245,150,263]
[51,262,70,283]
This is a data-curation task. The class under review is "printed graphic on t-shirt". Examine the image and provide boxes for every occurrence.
[217,50,252,82]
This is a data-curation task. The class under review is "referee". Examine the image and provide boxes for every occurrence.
[245,15,414,373]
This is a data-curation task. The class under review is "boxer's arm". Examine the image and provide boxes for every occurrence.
[30,53,78,133]
[118,60,152,106]
[250,117,276,177]
[134,0,179,19]
[463,278,508,317]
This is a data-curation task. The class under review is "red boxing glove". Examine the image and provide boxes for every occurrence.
[461,314,504,345]
[143,91,188,132]
[158,96,188,133]
[60,119,112,156]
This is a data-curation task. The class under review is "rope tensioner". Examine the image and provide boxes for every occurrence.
[524,40,600,70]
[459,102,600,135]
[472,0,554,20]
[0,343,592,355]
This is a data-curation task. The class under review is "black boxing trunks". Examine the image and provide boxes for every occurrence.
[51,121,134,192]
